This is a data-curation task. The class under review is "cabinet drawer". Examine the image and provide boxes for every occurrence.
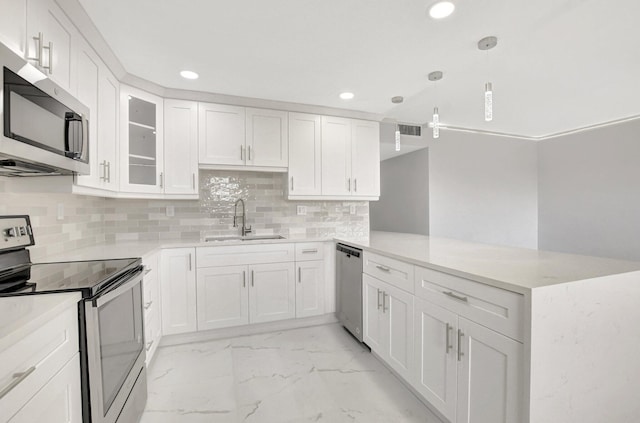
[197,243,295,267]
[295,242,325,261]
[414,266,524,342]
[0,306,79,419]
[363,251,414,294]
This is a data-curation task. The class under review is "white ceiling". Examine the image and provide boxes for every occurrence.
[78,0,640,137]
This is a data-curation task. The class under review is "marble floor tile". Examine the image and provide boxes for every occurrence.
[141,324,442,423]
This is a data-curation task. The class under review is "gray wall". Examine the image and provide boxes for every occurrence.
[428,130,539,249]
[370,148,429,235]
[538,119,640,261]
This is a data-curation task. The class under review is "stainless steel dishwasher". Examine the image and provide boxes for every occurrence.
[336,243,364,342]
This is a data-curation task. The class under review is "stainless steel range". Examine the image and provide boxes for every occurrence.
[0,215,147,423]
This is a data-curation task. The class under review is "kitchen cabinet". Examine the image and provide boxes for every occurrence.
[96,66,120,191]
[414,298,523,422]
[142,252,161,365]
[26,0,76,93]
[198,103,288,171]
[196,261,295,330]
[363,274,414,381]
[295,260,325,318]
[0,0,27,57]
[164,99,198,195]
[321,116,351,196]
[160,248,196,335]
[350,119,380,196]
[288,112,322,196]
[120,85,164,194]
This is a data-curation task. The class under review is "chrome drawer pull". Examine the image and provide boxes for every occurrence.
[301,249,318,254]
[382,292,388,313]
[445,323,453,354]
[144,301,153,310]
[377,289,382,310]
[376,265,391,272]
[457,329,464,361]
[443,291,468,302]
[144,267,152,276]
[0,366,36,400]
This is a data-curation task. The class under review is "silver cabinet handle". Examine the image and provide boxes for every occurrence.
[188,253,192,271]
[251,270,254,287]
[47,41,53,73]
[243,270,246,288]
[144,301,153,310]
[376,265,391,272]
[457,329,464,361]
[192,173,196,189]
[347,178,351,192]
[443,291,468,302]
[28,32,43,66]
[99,160,107,181]
[354,178,358,192]
[248,145,252,160]
[106,161,111,183]
[146,340,154,352]
[0,366,36,400]
[445,323,453,354]
[298,267,302,283]
[382,292,388,313]
[377,289,382,310]
[144,267,152,276]
[159,172,164,188]
[290,176,294,191]
[240,145,244,160]
[301,249,318,254]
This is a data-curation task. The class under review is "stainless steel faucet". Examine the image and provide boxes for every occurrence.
[233,198,252,236]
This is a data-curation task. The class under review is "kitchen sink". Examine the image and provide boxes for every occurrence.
[204,235,286,242]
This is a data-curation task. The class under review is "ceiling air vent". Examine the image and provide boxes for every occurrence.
[398,124,422,137]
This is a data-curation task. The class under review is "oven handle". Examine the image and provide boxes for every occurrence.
[91,266,144,308]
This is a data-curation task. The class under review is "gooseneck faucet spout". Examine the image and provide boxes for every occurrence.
[233,198,252,236]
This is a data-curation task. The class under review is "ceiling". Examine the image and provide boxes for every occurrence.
[78,0,640,138]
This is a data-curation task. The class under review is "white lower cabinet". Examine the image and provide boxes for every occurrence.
[295,260,325,318]
[143,252,161,365]
[249,262,295,323]
[363,274,414,381]
[8,353,82,423]
[413,297,523,423]
[160,248,196,335]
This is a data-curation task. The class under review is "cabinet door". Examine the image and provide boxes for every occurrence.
[164,99,198,194]
[288,113,321,196]
[9,353,82,423]
[120,86,164,193]
[248,262,295,324]
[73,37,100,189]
[351,120,380,197]
[456,318,523,423]
[196,265,249,331]
[321,116,352,196]
[97,66,119,191]
[0,0,27,57]
[246,108,288,168]
[198,103,245,166]
[385,283,414,381]
[160,249,196,335]
[27,0,75,93]
[362,274,385,353]
[413,298,458,422]
[295,260,325,318]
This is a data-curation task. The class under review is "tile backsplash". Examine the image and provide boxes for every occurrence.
[0,171,369,260]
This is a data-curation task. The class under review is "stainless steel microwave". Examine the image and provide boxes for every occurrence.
[0,41,89,176]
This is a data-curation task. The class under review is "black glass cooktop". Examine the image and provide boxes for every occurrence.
[0,258,141,297]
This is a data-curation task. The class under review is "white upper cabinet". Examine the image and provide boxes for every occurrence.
[321,116,352,196]
[120,85,164,194]
[199,103,288,171]
[246,108,288,167]
[97,66,120,191]
[26,0,76,94]
[0,0,27,57]
[198,103,245,166]
[288,113,322,196]
[351,120,380,197]
[164,99,198,195]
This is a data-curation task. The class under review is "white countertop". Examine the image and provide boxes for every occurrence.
[0,292,81,349]
[42,236,332,262]
[335,231,640,293]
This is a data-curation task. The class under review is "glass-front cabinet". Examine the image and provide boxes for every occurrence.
[120,85,164,193]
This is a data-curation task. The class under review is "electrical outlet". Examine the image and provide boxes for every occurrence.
[166,205,175,217]
[297,205,307,216]
[56,203,64,221]
[350,205,356,215]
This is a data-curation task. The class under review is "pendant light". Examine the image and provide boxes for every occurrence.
[428,71,443,139]
[478,36,498,122]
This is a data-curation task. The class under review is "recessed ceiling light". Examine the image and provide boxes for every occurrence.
[339,92,355,100]
[180,70,199,80]
[429,1,455,19]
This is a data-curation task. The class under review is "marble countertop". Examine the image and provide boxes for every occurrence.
[335,231,640,293]
[0,292,81,349]
[42,236,332,262]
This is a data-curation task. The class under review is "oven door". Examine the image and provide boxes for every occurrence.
[84,267,147,423]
